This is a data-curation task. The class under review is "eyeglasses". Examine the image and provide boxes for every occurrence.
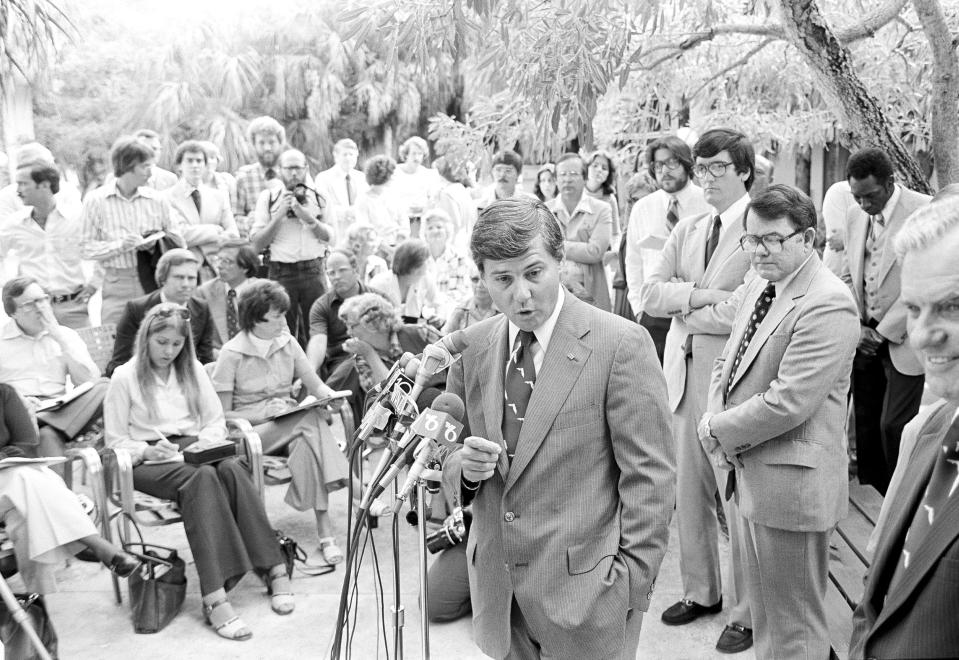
[17,295,50,311]
[152,307,191,321]
[739,230,803,253]
[693,161,736,179]
[652,158,682,173]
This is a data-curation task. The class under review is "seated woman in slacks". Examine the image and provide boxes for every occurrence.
[211,280,363,565]
[0,382,140,592]
[104,303,290,642]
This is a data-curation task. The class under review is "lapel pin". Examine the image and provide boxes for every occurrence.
[567,353,576,361]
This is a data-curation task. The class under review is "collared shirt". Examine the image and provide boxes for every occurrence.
[0,205,88,295]
[249,187,330,262]
[80,181,179,268]
[427,245,473,314]
[506,286,565,374]
[0,319,98,398]
[234,162,279,238]
[862,185,902,322]
[713,193,751,232]
[772,251,816,297]
[625,183,711,314]
[104,358,226,463]
[874,185,903,238]
[165,179,239,252]
[548,194,613,309]
[309,282,373,361]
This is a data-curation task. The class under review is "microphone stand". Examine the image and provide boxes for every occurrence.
[414,468,442,660]
[390,477,405,660]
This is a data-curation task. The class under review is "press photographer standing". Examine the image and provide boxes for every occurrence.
[250,148,332,346]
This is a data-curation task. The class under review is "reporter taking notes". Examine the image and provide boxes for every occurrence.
[442,198,675,660]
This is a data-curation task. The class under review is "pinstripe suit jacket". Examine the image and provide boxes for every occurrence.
[444,292,675,659]
[850,401,959,659]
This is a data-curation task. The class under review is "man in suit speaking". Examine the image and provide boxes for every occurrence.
[443,199,675,660]
[698,185,860,658]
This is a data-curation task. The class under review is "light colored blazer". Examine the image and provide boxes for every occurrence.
[640,208,752,411]
[850,400,959,659]
[707,255,860,531]
[165,180,239,259]
[444,293,675,660]
[839,186,930,375]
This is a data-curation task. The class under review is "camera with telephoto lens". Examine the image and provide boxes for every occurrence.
[426,506,471,554]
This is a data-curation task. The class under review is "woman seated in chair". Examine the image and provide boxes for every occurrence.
[211,280,357,565]
[104,303,290,642]
[0,382,139,593]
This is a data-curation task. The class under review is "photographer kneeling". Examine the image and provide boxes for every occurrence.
[425,465,472,623]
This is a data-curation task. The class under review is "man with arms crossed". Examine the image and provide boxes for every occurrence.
[699,185,859,658]
[445,198,675,660]
[640,128,755,653]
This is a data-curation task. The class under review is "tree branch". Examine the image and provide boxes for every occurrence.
[687,38,775,100]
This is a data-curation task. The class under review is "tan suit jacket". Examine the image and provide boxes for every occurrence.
[444,293,675,659]
[839,186,930,375]
[641,206,752,410]
[194,277,261,349]
[165,181,239,259]
[708,255,859,531]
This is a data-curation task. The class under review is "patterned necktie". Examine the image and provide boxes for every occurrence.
[226,288,240,339]
[705,215,722,267]
[502,330,537,460]
[665,196,679,232]
[346,173,356,206]
[190,188,202,215]
[888,419,959,593]
[869,212,885,242]
[725,282,777,400]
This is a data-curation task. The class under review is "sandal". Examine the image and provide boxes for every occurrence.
[203,599,252,641]
[266,568,295,615]
[318,537,344,565]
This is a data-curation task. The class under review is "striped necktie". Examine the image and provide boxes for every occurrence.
[665,196,679,232]
[502,330,537,460]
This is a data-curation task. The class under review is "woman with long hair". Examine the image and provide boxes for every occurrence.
[585,151,620,231]
[105,303,290,642]
[533,163,557,202]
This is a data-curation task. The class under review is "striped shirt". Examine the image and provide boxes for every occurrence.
[80,182,180,269]
[234,162,277,238]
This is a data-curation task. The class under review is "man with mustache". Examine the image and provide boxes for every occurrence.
[625,135,711,362]
[641,128,755,654]
[476,150,536,210]
[233,116,286,239]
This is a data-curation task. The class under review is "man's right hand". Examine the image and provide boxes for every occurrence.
[460,436,502,483]
[120,234,141,251]
[143,439,180,462]
[271,191,293,222]
[858,325,885,356]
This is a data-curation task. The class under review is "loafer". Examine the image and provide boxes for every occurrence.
[107,552,141,578]
[716,624,753,654]
[661,598,723,625]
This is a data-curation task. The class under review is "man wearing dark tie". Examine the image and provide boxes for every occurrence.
[699,185,860,658]
[444,198,675,660]
[640,128,754,653]
[850,200,959,659]
[315,138,368,244]
[841,148,931,492]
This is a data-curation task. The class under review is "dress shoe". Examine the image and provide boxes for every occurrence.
[716,624,753,654]
[106,552,141,578]
[660,598,723,625]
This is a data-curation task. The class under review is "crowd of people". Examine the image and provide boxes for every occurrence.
[0,114,953,659]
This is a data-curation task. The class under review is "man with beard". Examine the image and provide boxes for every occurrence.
[250,149,333,347]
[234,116,286,238]
[625,135,711,362]
[640,128,755,654]
[476,150,535,210]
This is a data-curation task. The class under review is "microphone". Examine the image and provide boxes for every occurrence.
[408,330,470,403]
[354,400,394,446]
[395,394,465,503]
[361,393,465,507]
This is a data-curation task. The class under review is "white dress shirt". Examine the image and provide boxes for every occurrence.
[0,319,98,397]
[506,286,565,374]
[0,205,89,295]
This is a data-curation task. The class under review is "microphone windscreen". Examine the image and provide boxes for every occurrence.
[441,330,470,355]
[403,358,421,380]
[414,386,441,412]
[430,392,465,422]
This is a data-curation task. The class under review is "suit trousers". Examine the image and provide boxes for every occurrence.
[132,458,284,595]
[505,597,643,660]
[269,259,326,348]
[674,363,750,627]
[639,313,669,365]
[101,267,144,327]
[741,518,831,660]
[853,343,924,494]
